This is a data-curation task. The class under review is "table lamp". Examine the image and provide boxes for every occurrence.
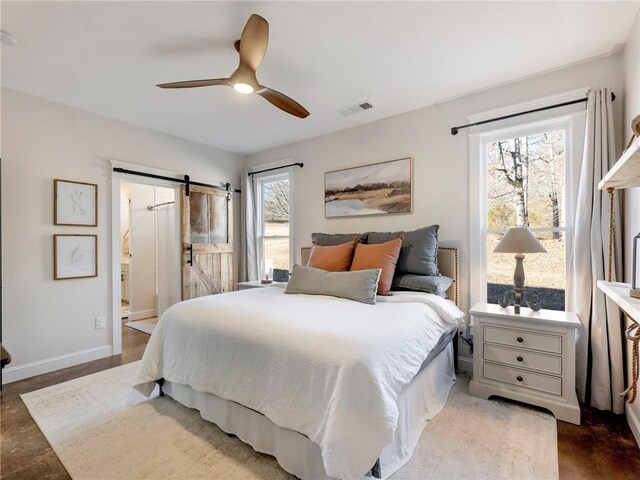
[494,227,547,314]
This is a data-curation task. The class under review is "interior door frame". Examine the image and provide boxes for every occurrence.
[110,160,181,355]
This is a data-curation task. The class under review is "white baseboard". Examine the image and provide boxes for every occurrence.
[2,345,112,385]
[128,309,157,321]
[457,356,473,373]
[626,402,640,448]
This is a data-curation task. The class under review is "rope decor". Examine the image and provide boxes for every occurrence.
[607,188,615,283]
[605,187,640,404]
[620,313,640,404]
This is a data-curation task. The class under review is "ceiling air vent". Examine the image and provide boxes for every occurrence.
[337,101,374,116]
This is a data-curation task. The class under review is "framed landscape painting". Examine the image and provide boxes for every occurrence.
[324,157,412,218]
[54,234,98,280]
[54,179,98,226]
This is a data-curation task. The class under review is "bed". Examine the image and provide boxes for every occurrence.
[135,247,462,480]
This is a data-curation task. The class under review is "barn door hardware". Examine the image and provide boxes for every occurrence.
[184,175,190,196]
[112,167,241,194]
[186,244,193,266]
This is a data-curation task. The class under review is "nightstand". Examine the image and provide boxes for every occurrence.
[237,280,287,290]
[468,303,581,425]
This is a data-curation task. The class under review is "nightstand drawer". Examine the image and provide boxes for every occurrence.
[483,344,562,375]
[484,325,562,354]
[483,362,562,396]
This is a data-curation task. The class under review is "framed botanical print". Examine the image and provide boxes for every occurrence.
[54,179,98,226]
[324,157,413,218]
[54,234,98,280]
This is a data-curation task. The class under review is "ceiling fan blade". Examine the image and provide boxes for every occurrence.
[157,78,230,89]
[239,14,269,71]
[257,86,309,118]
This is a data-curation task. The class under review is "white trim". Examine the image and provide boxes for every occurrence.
[128,308,157,321]
[110,160,183,355]
[626,403,640,448]
[468,133,484,307]
[111,177,122,355]
[2,346,112,385]
[466,87,589,123]
[457,356,473,373]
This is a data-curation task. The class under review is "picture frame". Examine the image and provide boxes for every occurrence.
[54,179,98,226]
[324,157,413,218]
[53,234,98,280]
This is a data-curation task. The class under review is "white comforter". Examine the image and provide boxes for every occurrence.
[134,287,464,480]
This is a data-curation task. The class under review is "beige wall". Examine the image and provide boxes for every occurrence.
[246,54,624,365]
[247,56,625,312]
[1,87,244,383]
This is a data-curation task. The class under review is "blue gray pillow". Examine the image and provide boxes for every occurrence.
[392,274,453,297]
[285,265,380,304]
[311,232,367,246]
[366,225,439,276]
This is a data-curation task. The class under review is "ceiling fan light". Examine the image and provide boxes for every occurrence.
[233,83,254,94]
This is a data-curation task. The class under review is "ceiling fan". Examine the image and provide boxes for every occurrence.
[157,14,310,119]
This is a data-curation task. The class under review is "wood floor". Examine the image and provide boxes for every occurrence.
[1,328,639,480]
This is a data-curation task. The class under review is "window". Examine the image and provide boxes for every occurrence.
[486,129,567,310]
[256,172,292,278]
[470,114,583,311]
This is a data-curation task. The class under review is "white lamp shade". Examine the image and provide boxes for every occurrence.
[494,227,547,254]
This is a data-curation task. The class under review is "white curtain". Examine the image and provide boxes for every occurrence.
[568,88,624,413]
[240,170,259,281]
[156,196,180,318]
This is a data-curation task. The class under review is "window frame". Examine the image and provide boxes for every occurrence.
[469,113,584,308]
[255,170,294,278]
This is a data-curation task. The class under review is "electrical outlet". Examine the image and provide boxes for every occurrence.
[95,316,106,329]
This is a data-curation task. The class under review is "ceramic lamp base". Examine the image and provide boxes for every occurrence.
[498,253,541,313]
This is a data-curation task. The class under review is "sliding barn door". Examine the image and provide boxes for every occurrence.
[181,185,234,300]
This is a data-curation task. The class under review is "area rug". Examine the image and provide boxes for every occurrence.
[124,318,157,335]
[21,363,558,480]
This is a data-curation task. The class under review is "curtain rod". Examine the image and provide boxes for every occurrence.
[450,92,616,135]
[112,167,241,195]
[248,162,304,177]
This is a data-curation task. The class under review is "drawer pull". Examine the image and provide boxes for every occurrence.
[517,376,523,382]
[517,356,524,362]
[517,337,524,343]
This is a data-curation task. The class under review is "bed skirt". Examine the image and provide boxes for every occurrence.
[164,343,455,480]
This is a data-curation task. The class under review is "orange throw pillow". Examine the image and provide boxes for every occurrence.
[307,240,356,272]
[350,237,403,295]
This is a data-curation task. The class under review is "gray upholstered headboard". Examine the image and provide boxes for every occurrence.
[300,246,459,307]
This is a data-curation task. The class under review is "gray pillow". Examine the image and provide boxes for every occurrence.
[392,274,453,297]
[311,232,367,246]
[285,265,380,304]
[366,225,439,276]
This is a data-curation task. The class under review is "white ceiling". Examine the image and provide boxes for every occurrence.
[1,1,638,155]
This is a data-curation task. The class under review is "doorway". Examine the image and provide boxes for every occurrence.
[119,181,179,336]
